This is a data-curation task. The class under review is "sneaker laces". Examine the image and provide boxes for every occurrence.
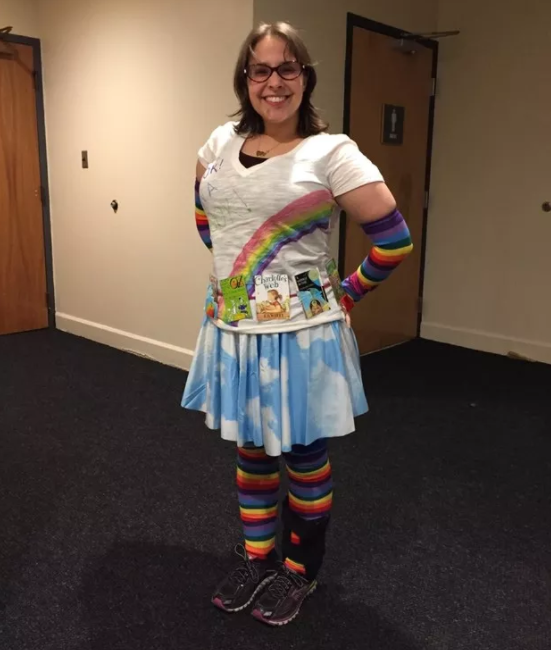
[268,565,306,599]
[228,544,260,586]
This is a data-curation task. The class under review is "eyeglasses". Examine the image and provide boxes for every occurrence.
[244,61,305,83]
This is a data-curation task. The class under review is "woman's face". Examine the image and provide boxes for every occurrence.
[246,36,305,130]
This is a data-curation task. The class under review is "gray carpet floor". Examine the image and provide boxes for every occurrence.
[1,329,550,649]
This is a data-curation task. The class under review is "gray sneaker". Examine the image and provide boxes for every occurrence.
[211,546,277,613]
[251,564,317,626]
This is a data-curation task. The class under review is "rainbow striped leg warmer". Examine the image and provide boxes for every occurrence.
[282,440,333,580]
[342,208,413,302]
[237,446,280,559]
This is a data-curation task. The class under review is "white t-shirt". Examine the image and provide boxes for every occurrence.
[198,121,384,334]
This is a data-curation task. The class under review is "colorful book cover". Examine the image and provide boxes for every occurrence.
[295,268,331,319]
[255,274,291,321]
[219,275,252,322]
[325,258,346,301]
[205,275,219,320]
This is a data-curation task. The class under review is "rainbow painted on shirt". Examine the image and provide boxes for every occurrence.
[230,189,335,295]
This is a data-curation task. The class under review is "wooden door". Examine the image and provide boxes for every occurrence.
[344,27,434,354]
[0,41,48,335]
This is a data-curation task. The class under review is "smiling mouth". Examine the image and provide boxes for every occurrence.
[263,95,290,105]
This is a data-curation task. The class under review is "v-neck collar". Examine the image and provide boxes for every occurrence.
[231,133,314,177]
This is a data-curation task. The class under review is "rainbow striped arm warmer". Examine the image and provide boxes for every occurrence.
[195,179,212,250]
[342,209,413,304]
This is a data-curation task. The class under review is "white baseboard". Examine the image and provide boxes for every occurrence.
[421,321,551,365]
[56,313,195,371]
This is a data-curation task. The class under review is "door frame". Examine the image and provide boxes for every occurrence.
[0,32,55,328]
[339,13,438,337]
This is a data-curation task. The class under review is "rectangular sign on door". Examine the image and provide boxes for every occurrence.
[382,104,405,145]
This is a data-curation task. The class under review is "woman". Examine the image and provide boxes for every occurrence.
[183,22,412,626]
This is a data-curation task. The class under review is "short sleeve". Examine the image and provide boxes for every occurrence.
[197,122,236,167]
[326,136,384,198]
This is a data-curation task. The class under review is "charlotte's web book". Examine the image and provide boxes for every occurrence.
[255,274,291,321]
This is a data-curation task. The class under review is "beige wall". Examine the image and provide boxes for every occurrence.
[0,0,39,38]
[254,0,439,133]
[36,0,253,369]
[422,0,551,363]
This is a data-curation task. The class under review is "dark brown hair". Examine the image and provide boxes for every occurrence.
[232,22,328,138]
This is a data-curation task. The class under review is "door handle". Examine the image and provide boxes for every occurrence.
[542,202,551,212]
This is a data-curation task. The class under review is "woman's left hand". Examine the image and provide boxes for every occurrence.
[341,303,352,328]
[339,294,354,328]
